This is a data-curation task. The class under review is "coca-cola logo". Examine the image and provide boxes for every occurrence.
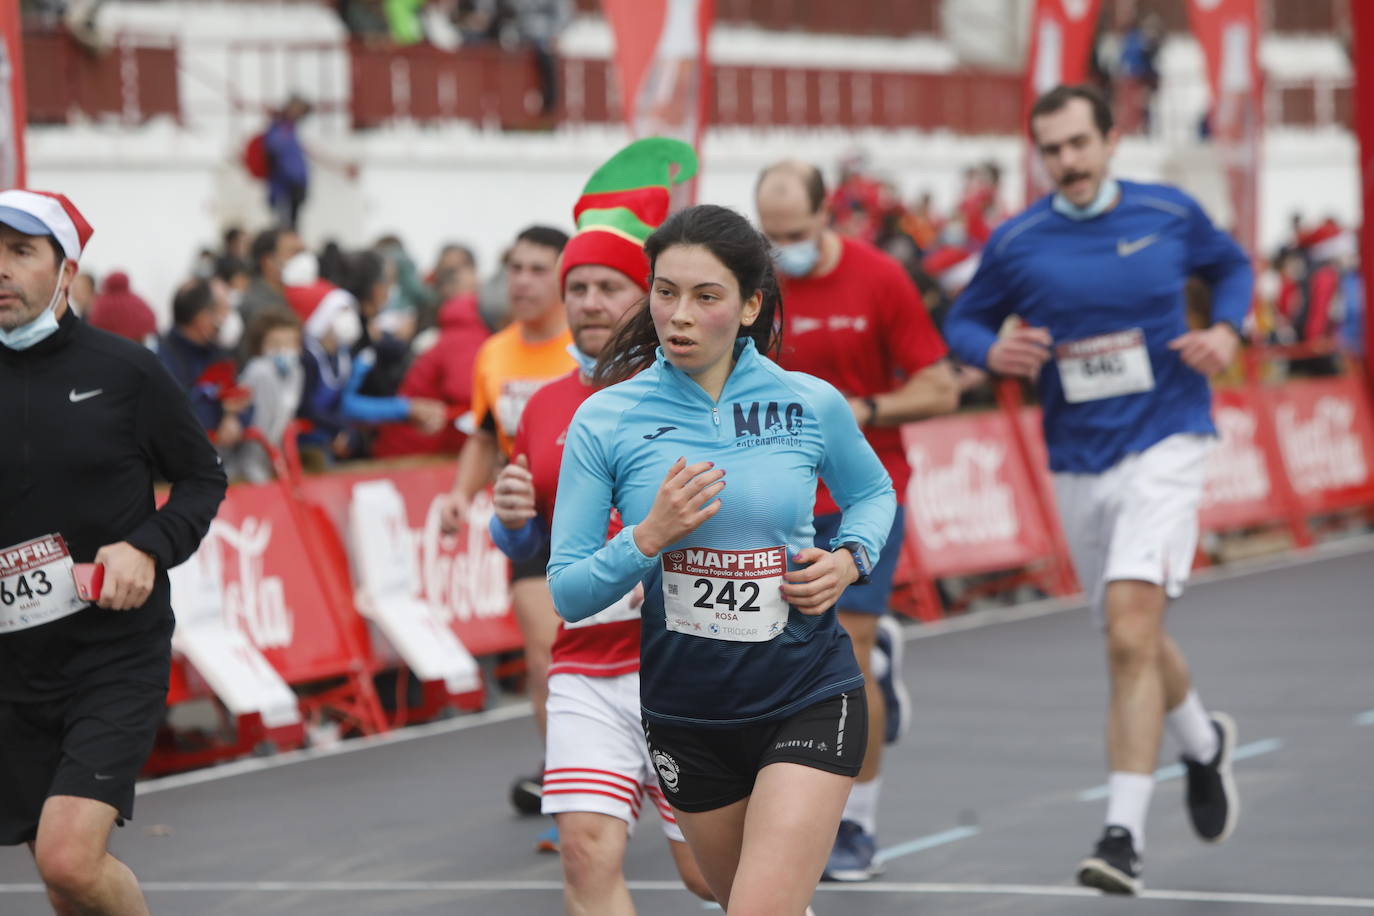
[906,439,1018,550]
[1202,407,1269,507]
[208,517,295,650]
[417,490,511,624]
[1277,397,1369,494]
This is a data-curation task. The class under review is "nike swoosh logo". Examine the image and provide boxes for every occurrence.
[69,388,103,403]
[1117,234,1160,257]
[643,426,677,440]
[93,773,116,781]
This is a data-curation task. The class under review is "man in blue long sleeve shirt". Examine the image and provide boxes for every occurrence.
[944,85,1251,895]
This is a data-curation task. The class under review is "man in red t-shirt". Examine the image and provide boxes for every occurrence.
[487,138,713,909]
[757,160,959,881]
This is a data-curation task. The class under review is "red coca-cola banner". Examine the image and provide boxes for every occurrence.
[0,0,25,188]
[174,480,371,686]
[902,410,1061,578]
[1269,375,1374,516]
[297,463,521,658]
[1187,0,1262,256]
[1022,0,1102,201]
[1198,386,1287,531]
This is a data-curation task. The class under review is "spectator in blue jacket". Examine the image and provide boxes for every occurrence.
[157,278,253,450]
[265,95,312,229]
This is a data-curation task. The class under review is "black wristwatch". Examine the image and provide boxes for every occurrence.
[840,541,873,585]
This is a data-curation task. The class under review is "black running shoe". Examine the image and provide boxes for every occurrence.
[1183,711,1239,843]
[1076,825,1142,895]
[509,771,544,816]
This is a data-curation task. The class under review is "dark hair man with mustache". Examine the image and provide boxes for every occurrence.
[943,84,1254,896]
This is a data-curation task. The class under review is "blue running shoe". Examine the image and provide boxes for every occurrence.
[823,820,881,882]
[536,822,560,854]
[874,615,911,745]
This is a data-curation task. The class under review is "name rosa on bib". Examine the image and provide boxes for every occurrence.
[662,547,786,579]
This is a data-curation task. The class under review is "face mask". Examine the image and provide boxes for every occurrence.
[282,250,318,287]
[332,308,363,348]
[0,258,66,351]
[268,349,300,376]
[217,307,244,350]
[773,239,819,277]
[1052,177,1120,221]
[566,342,598,378]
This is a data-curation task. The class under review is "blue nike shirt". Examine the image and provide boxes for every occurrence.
[548,338,896,727]
[944,180,1253,473]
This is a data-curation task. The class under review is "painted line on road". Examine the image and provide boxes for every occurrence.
[1076,738,1283,802]
[2,879,1371,908]
[876,825,980,865]
[1355,709,1374,727]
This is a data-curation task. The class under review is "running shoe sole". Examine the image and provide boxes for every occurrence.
[1195,711,1239,844]
[1076,856,1141,895]
[876,614,911,744]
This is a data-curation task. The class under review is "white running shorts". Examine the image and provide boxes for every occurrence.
[1053,433,1213,627]
[542,671,684,841]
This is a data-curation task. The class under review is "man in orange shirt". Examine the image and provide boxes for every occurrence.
[439,225,574,831]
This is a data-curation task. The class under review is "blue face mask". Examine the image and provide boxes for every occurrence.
[566,342,598,379]
[270,351,300,376]
[1052,178,1120,221]
[0,259,67,351]
[773,239,820,277]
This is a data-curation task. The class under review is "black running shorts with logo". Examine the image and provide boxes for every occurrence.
[643,689,868,813]
[509,541,552,583]
[0,676,168,846]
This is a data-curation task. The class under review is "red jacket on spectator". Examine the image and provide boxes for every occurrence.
[372,293,490,458]
[86,272,157,343]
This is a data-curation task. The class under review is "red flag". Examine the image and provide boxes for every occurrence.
[1022,0,1102,203]
[0,0,26,188]
[601,0,714,204]
[1187,0,1262,257]
[1352,0,1374,394]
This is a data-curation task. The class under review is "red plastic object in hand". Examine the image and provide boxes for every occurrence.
[72,563,104,602]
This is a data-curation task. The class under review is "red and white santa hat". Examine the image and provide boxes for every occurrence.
[0,189,94,260]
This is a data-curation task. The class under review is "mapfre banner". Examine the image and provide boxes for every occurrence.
[1022,0,1102,200]
[0,0,26,187]
[601,0,713,203]
[1187,0,1262,256]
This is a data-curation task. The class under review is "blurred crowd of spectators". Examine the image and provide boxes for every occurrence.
[76,225,501,482]
[68,149,1364,485]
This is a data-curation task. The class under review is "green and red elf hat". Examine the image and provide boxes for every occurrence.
[559,137,699,294]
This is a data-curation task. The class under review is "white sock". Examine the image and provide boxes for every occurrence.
[843,778,880,835]
[1166,690,1219,763]
[1105,772,1154,850]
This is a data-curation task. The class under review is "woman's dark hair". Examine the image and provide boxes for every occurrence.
[594,205,783,385]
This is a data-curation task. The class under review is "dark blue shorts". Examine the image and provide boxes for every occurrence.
[812,506,906,616]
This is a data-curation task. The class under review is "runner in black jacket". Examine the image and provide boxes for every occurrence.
[0,189,227,915]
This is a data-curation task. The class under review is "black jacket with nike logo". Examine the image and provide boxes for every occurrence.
[0,309,227,701]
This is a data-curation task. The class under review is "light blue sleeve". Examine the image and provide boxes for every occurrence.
[547,402,657,622]
[488,515,548,564]
[812,382,897,563]
[340,348,412,424]
[944,242,1015,370]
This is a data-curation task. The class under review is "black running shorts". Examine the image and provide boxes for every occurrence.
[643,689,868,813]
[0,677,167,846]
[509,541,552,583]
